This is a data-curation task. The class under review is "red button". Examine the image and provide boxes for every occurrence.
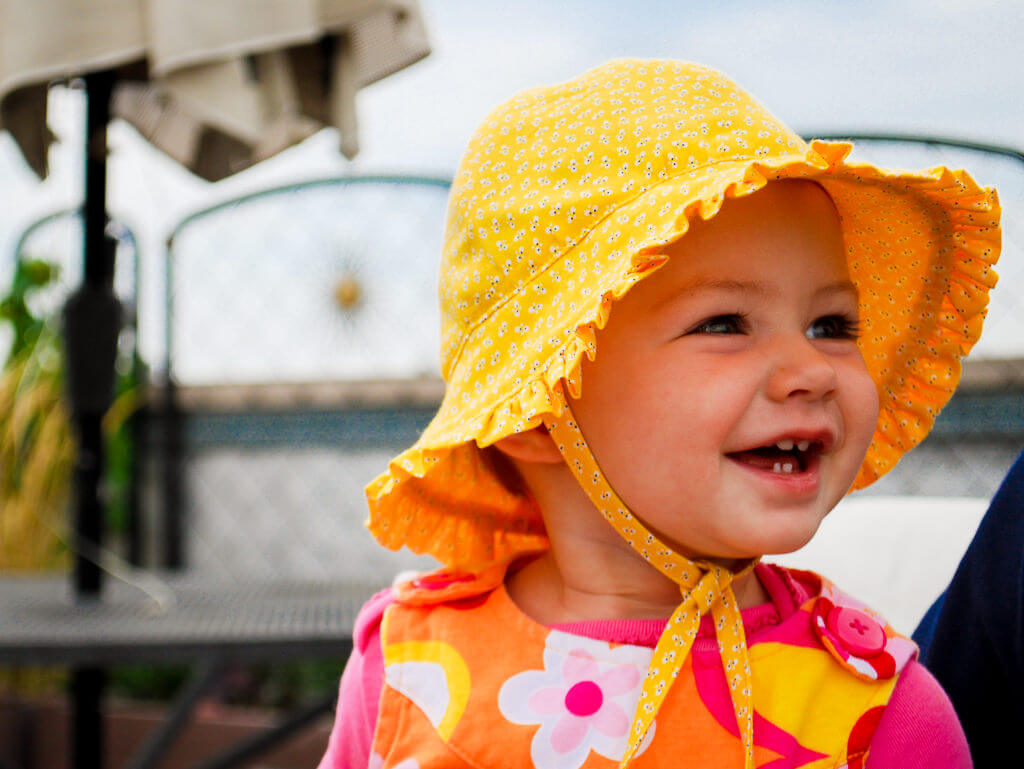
[826,607,886,658]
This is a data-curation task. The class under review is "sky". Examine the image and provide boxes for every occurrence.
[0,0,1021,374]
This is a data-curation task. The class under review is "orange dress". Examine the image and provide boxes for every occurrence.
[370,567,916,769]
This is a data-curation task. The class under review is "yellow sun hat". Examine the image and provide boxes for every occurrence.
[366,58,1001,571]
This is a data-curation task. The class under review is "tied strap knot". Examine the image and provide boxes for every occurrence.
[543,402,758,769]
[684,564,733,611]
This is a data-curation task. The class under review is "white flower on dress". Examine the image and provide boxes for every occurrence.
[368,752,418,769]
[498,631,655,769]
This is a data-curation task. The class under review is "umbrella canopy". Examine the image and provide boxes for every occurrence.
[0,0,430,179]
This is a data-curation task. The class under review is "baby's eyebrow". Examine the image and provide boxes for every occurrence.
[815,280,860,300]
[654,277,859,309]
[679,278,770,296]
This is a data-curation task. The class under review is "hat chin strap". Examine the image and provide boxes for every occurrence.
[543,398,758,769]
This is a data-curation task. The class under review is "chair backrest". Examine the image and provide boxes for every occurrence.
[9,209,139,347]
[165,175,451,384]
[158,176,451,584]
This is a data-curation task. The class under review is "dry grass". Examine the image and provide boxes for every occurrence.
[0,330,73,572]
[0,331,73,693]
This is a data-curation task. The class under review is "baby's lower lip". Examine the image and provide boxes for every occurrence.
[725,452,822,495]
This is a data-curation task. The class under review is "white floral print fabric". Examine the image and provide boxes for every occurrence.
[369,751,419,769]
[498,630,655,769]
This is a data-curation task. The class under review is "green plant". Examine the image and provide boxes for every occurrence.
[108,665,191,702]
[0,258,57,359]
[0,259,73,571]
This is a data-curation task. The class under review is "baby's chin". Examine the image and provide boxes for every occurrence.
[636,505,832,565]
[703,520,828,564]
[748,521,827,559]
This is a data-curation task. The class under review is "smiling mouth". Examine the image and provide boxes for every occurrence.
[725,439,823,475]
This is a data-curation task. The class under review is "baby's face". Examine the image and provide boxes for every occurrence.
[571,180,879,561]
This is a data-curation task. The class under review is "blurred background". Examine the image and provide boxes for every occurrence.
[0,0,1021,766]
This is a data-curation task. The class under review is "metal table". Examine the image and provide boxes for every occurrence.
[0,575,378,769]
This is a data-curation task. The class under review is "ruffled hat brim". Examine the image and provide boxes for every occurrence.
[367,140,1000,570]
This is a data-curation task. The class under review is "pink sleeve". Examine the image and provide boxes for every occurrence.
[318,588,395,769]
[866,660,971,768]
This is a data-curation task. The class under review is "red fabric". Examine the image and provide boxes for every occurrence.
[318,566,969,768]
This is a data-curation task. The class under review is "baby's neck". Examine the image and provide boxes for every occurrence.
[505,550,771,626]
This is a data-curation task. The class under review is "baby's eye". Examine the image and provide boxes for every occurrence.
[807,314,860,340]
[688,314,747,335]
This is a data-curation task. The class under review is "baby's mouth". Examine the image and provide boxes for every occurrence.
[726,439,822,475]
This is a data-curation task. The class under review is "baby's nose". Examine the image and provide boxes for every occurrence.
[765,336,839,402]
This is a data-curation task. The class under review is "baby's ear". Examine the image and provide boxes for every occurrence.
[492,425,563,464]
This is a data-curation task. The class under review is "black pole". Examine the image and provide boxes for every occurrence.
[69,668,105,769]
[127,386,145,566]
[164,376,185,568]
[64,69,121,596]
[128,304,146,566]
[62,68,122,769]
[163,237,184,569]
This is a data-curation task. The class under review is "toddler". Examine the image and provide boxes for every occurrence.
[320,59,1001,768]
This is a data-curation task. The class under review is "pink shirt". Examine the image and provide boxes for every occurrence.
[320,564,970,768]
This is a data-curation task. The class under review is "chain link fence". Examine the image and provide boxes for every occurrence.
[158,177,452,583]
[165,176,451,384]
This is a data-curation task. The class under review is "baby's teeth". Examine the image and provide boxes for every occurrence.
[783,462,794,473]
[797,440,810,452]
[776,439,795,451]
[772,462,795,474]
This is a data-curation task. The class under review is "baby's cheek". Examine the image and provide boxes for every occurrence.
[858,370,881,436]
[844,364,881,466]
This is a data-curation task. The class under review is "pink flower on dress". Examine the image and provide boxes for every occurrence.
[498,631,654,769]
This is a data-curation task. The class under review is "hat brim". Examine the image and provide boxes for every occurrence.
[367,140,1000,569]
